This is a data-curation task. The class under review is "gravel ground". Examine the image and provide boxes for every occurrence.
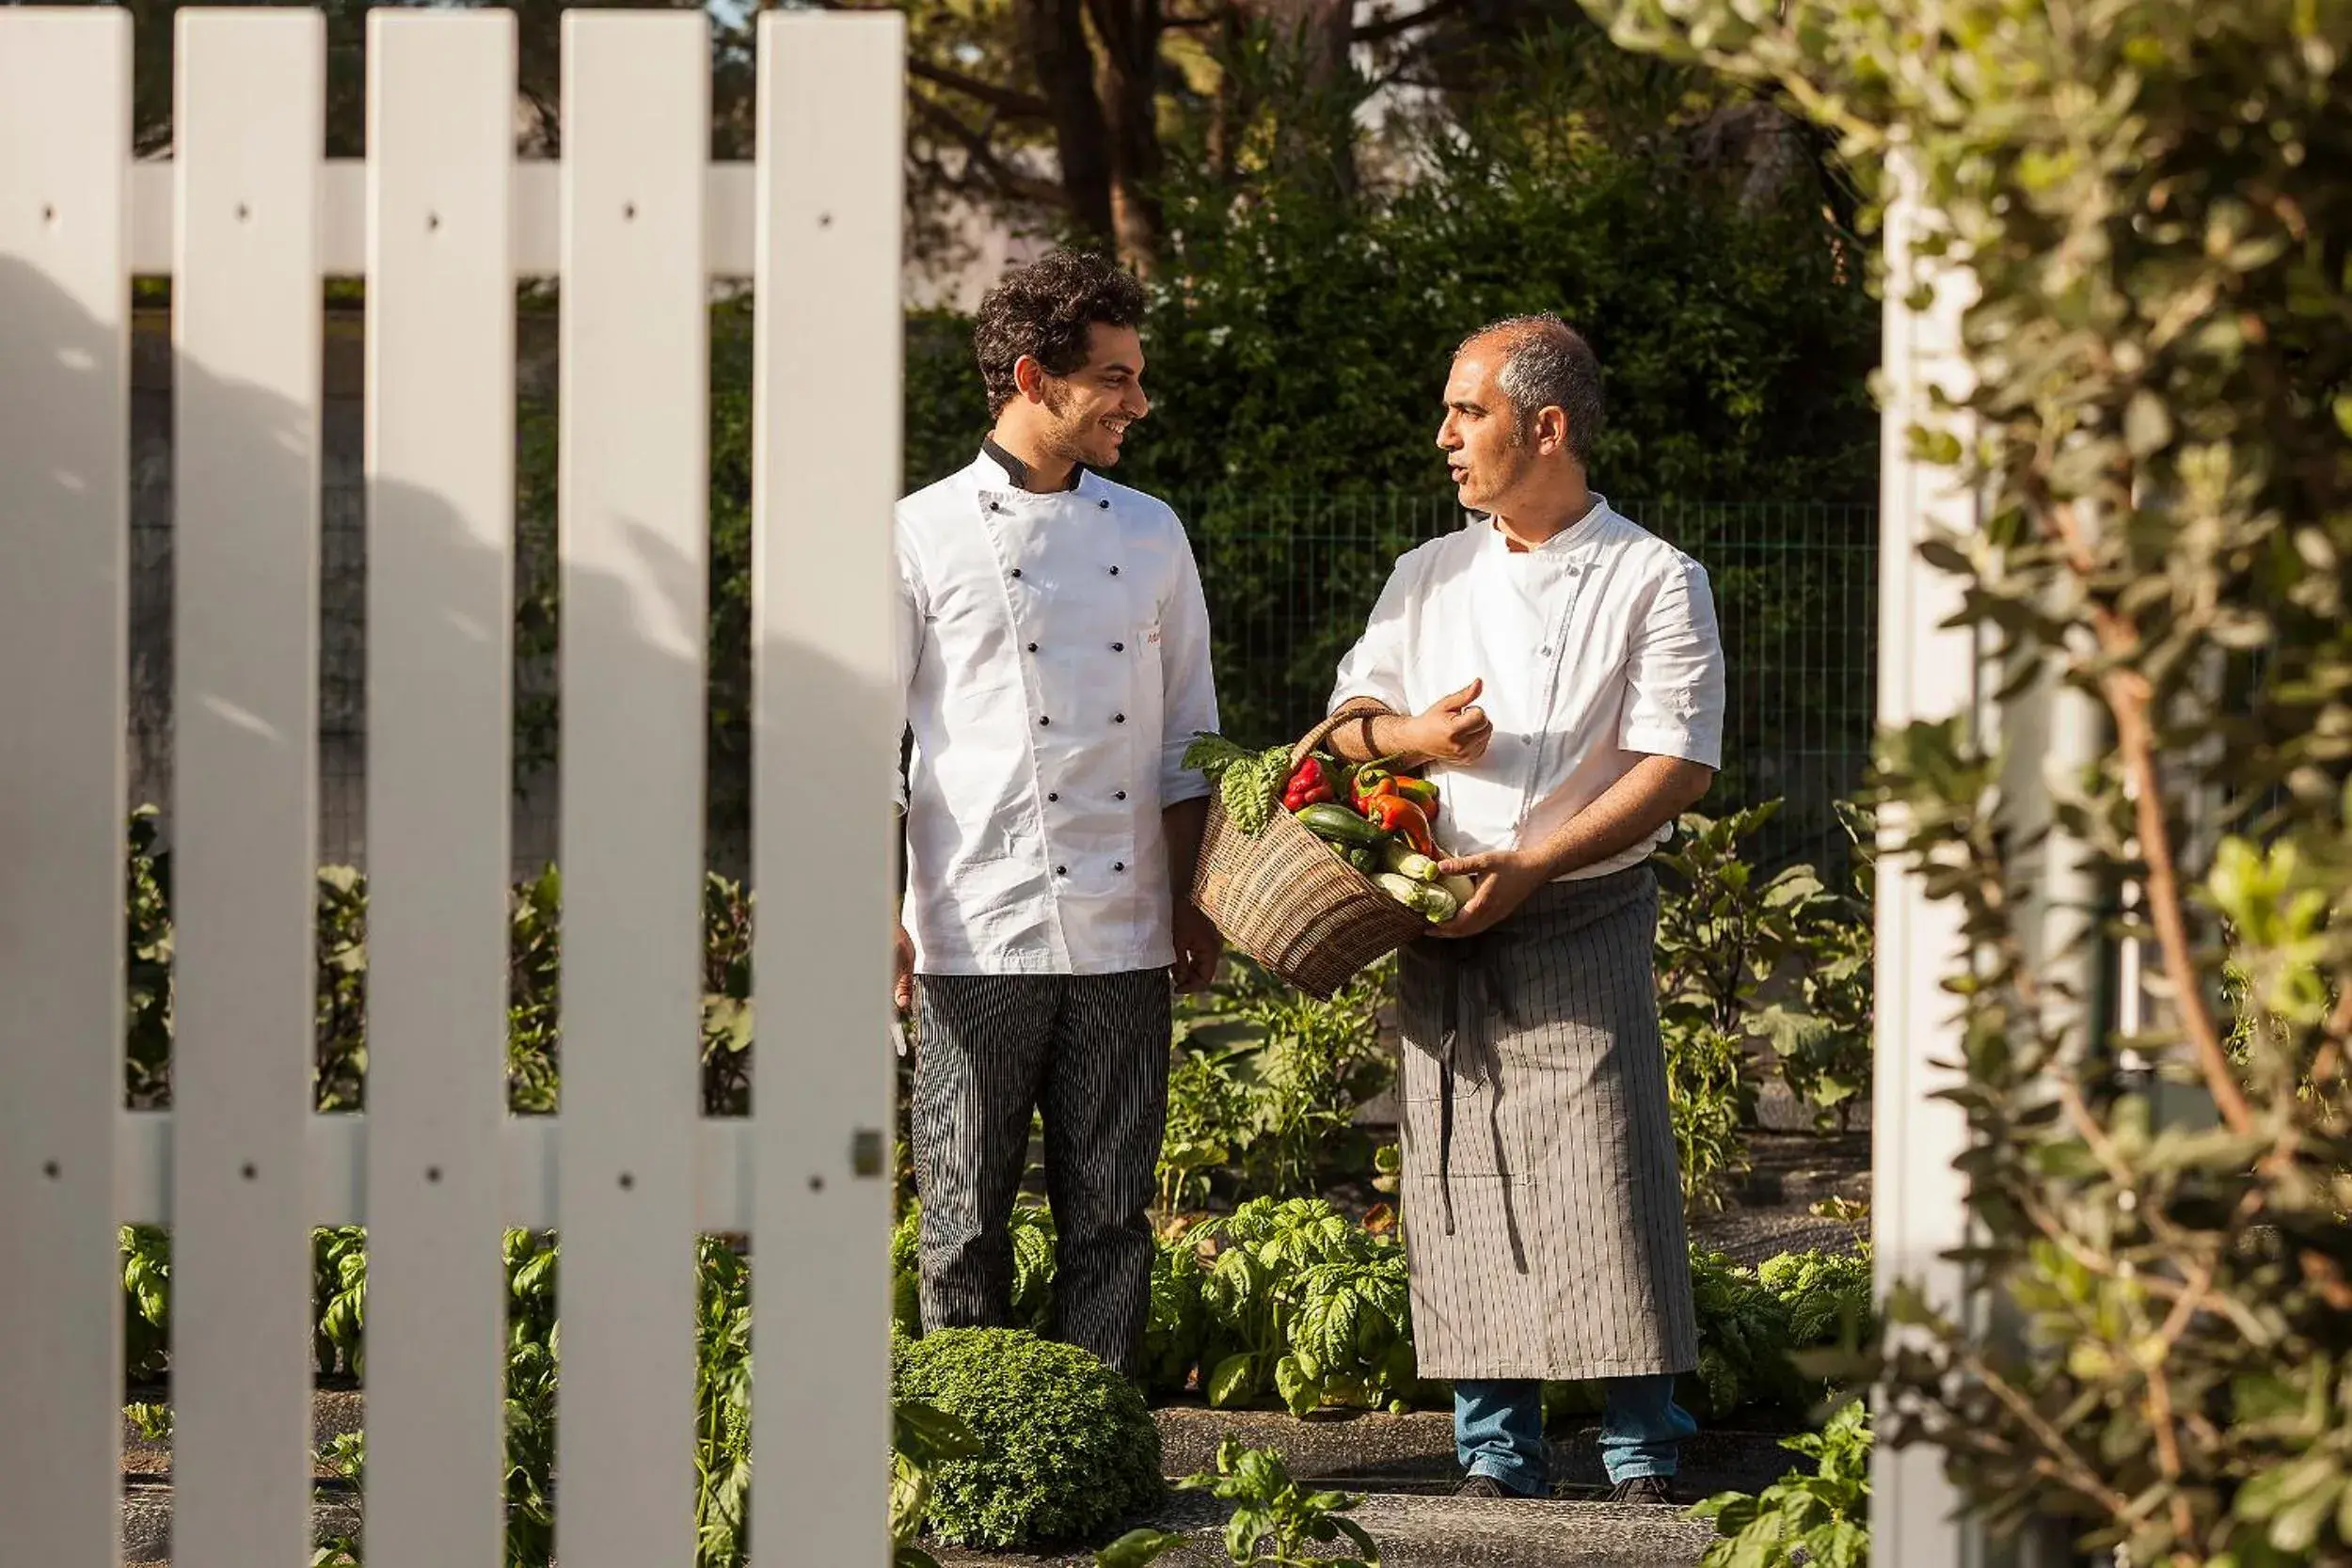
[928,1489,1718,1567]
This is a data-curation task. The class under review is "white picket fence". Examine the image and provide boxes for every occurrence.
[0,7,904,1565]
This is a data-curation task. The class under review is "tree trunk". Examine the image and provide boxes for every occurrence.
[1014,0,1120,245]
[1086,0,1168,270]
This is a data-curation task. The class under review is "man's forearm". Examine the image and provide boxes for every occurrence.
[1518,755,1713,881]
[1163,794,1211,902]
[1327,708,1425,767]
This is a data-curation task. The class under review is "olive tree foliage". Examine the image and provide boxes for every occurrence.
[1581,0,2352,1562]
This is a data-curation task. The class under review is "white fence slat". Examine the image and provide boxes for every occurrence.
[119,1112,767,1235]
[169,11,326,1568]
[750,15,906,1561]
[132,161,764,277]
[1869,160,1979,1566]
[363,13,516,1568]
[0,10,133,1566]
[556,13,711,1568]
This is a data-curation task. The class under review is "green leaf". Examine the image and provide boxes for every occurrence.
[1092,1528,1189,1567]
[2272,1478,2344,1554]
[1207,1353,1262,1409]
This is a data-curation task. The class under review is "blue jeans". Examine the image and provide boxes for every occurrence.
[1455,1375,1697,1495]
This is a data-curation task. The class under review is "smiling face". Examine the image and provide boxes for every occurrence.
[1027,323,1150,469]
[1436,343,1540,515]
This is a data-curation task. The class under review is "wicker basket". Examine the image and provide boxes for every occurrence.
[1190,710,1426,1000]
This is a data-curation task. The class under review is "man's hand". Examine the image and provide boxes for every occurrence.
[1172,900,1224,993]
[893,923,916,1016]
[1404,680,1494,767]
[1431,847,1545,939]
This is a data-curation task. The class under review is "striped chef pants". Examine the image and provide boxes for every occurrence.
[911,970,1171,1375]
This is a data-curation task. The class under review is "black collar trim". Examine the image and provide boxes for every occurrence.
[981,436,1085,494]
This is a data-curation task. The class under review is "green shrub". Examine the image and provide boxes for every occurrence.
[1593,0,2352,1557]
[1101,1436,1381,1568]
[1747,802,1875,1132]
[1688,1249,1804,1420]
[1692,1400,1870,1568]
[890,1327,1164,1549]
[1166,958,1394,1208]
[1664,1016,1753,1214]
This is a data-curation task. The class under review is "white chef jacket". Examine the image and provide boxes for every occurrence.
[1328,494,1724,880]
[894,451,1219,974]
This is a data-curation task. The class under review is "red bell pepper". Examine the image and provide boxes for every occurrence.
[1282,755,1333,811]
[1361,794,1438,859]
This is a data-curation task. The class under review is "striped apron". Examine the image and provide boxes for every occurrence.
[1393,864,1698,1382]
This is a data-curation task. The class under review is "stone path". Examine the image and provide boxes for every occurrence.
[119,1392,1785,1566]
[929,1491,1718,1566]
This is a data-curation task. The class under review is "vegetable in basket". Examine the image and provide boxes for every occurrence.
[1350,765,1440,823]
[1381,840,1477,909]
[1280,755,1337,812]
[1359,794,1438,860]
[1293,802,1390,849]
[1182,733,1294,835]
[1375,872,1459,924]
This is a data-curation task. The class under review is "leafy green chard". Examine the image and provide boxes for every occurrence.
[1183,733,1295,836]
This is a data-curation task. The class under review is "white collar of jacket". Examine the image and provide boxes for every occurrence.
[892,452,1221,975]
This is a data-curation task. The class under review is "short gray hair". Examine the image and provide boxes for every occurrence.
[1459,314,1603,467]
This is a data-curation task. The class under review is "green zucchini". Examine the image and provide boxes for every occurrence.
[1295,802,1389,849]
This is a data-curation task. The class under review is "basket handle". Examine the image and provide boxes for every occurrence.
[1293,699,1394,769]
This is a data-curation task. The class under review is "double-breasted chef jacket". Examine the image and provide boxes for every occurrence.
[1329,494,1724,879]
[894,447,1219,975]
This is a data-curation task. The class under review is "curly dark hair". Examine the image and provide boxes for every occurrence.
[972,249,1147,418]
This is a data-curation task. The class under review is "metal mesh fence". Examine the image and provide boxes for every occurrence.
[1180,494,1881,876]
[126,492,1878,881]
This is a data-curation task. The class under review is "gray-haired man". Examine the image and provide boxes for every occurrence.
[1327,316,1725,1501]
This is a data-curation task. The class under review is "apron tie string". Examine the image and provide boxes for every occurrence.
[1432,929,1514,1237]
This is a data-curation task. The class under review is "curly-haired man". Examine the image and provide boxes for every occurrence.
[892,249,1221,1373]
